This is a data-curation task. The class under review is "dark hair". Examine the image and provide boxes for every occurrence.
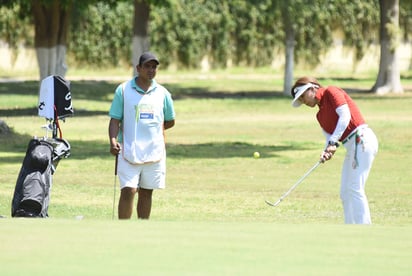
[291,76,321,98]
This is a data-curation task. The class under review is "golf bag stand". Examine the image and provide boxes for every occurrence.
[11,75,73,218]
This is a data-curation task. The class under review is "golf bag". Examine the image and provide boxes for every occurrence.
[11,138,70,217]
[11,75,73,218]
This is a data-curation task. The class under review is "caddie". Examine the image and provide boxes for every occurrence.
[108,52,175,219]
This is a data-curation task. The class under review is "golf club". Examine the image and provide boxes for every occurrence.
[112,154,118,220]
[265,160,322,207]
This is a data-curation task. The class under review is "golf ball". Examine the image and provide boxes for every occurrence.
[253,152,260,159]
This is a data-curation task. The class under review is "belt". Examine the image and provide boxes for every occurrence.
[342,125,368,144]
[342,131,357,144]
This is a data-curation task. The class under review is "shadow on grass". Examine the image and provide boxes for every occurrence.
[166,142,300,159]
[1,131,310,164]
[0,79,283,100]
[0,107,38,116]
[2,79,410,118]
[0,108,107,117]
[0,80,116,101]
[66,140,303,160]
[0,80,285,118]
[0,80,115,117]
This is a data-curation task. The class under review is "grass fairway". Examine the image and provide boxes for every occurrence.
[1,219,411,275]
[1,71,411,274]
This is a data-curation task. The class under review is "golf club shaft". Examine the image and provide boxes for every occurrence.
[266,160,322,207]
[112,154,118,220]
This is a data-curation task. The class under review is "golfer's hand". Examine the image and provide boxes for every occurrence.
[110,142,121,156]
[320,145,337,162]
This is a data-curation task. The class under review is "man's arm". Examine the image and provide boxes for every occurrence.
[109,118,121,155]
[164,120,175,130]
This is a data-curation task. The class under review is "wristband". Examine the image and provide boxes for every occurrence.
[328,141,339,147]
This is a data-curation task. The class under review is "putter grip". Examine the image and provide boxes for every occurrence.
[114,154,118,176]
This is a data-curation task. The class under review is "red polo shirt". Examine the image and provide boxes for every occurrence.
[315,86,365,141]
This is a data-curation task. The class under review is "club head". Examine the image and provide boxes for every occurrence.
[265,199,281,207]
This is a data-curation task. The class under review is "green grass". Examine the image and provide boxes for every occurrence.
[0,71,411,275]
[1,220,411,275]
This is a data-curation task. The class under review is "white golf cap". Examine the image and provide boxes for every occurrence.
[291,83,317,108]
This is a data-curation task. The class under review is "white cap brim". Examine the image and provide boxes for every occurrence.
[291,83,315,108]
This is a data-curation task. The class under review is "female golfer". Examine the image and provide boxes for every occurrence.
[291,76,378,224]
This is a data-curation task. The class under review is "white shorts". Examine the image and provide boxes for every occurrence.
[117,153,166,190]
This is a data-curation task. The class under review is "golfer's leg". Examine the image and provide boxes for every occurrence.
[351,182,371,224]
[341,153,354,224]
[351,131,377,224]
[343,152,371,224]
[350,157,372,224]
[137,188,153,219]
[118,187,137,219]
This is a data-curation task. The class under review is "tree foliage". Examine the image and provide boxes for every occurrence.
[149,0,282,68]
[229,0,281,67]
[399,0,412,42]
[0,0,410,70]
[0,4,32,64]
[277,0,335,66]
[69,2,132,67]
[333,0,380,61]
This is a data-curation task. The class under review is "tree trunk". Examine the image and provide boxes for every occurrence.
[283,34,295,97]
[32,0,71,81]
[372,0,403,94]
[132,0,151,76]
[282,5,295,96]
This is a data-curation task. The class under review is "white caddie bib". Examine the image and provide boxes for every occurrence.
[121,81,165,164]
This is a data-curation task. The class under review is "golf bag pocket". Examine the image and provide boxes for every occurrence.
[14,171,50,217]
[29,144,52,172]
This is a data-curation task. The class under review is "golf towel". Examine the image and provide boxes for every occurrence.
[38,75,74,120]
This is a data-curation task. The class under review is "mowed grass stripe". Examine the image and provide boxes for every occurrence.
[1,219,411,275]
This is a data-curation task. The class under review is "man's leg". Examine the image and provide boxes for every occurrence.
[118,187,137,219]
[137,188,153,219]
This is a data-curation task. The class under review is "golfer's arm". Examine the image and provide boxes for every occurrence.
[330,104,350,143]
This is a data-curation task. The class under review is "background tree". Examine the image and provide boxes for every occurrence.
[131,0,170,75]
[150,0,278,69]
[275,0,334,96]
[132,0,150,75]
[70,2,132,68]
[0,4,32,66]
[0,0,410,86]
[1,0,74,80]
[32,0,72,80]
[372,0,403,94]
[150,0,235,68]
[399,0,412,70]
[335,0,380,68]
[1,0,122,81]
[228,0,279,67]
[276,0,380,96]
[280,2,294,97]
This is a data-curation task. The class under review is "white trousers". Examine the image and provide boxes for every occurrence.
[341,127,378,224]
